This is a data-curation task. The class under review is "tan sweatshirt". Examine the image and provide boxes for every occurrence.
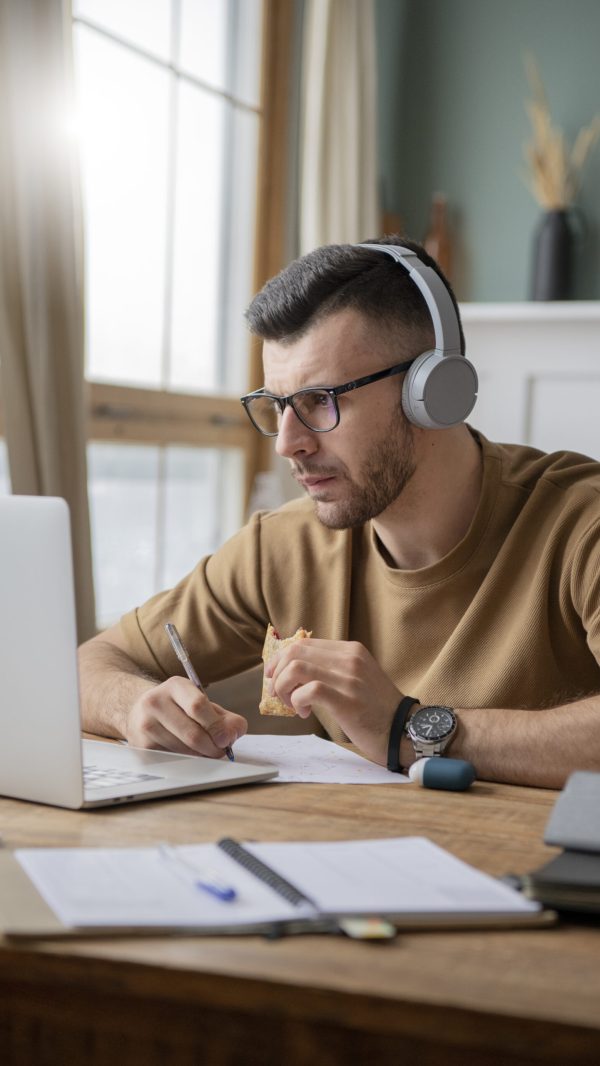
[117,432,600,740]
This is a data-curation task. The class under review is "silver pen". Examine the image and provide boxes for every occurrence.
[164,622,235,762]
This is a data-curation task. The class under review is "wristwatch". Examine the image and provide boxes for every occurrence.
[405,705,458,758]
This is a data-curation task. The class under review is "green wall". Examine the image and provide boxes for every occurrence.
[375,0,600,301]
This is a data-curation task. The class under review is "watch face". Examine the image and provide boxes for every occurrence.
[410,706,456,741]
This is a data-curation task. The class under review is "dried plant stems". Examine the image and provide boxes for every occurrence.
[522,52,600,210]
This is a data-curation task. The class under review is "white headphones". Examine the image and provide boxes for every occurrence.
[359,244,478,429]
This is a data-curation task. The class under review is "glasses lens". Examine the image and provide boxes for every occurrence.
[293,390,337,431]
[246,395,281,435]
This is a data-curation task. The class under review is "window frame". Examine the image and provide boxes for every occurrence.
[74,0,296,506]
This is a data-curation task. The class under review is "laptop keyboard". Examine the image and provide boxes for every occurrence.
[83,764,164,789]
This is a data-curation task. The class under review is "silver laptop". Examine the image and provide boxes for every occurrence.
[0,495,277,808]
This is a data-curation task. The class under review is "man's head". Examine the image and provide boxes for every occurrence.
[245,235,465,356]
[243,237,466,530]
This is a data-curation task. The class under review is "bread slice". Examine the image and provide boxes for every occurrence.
[259,623,311,716]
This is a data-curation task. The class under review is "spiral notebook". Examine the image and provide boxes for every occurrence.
[0,836,549,938]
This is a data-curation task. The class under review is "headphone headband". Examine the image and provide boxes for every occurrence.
[358,243,462,355]
[357,242,477,429]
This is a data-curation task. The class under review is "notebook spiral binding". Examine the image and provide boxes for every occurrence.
[217,837,317,909]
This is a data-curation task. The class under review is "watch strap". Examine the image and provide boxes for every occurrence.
[387,696,419,773]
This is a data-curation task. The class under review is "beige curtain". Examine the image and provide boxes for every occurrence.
[0,0,96,641]
[299,0,379,253]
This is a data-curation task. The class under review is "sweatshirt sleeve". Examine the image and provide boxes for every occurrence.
[570,515,600,666]
[114,511,270,684]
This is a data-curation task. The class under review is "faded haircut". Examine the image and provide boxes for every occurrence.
[245,235,465,356]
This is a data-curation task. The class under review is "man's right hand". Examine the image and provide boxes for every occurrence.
[125,676,248,758]
[78,628,247,758]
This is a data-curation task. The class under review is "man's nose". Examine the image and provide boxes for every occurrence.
[275,405,318,459]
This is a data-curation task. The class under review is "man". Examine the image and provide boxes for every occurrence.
[79,237,600,788]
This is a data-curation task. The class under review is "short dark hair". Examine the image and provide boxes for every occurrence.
[245,235,465,355]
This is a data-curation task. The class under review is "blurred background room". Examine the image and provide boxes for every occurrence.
[0,0,598,646]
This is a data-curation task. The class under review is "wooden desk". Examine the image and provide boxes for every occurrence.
[1,778,599,1066]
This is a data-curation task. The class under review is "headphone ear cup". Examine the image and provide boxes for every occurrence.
[402,351,478,429]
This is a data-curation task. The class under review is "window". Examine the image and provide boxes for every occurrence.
[88,442,243,624]
[72,0,264,627]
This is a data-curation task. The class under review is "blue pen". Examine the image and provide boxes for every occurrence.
[158,843,238,902]
[164,622,235,762]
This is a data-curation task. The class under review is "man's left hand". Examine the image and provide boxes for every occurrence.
[264,637,402,765]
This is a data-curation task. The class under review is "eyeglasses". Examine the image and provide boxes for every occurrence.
[240,359,414,436]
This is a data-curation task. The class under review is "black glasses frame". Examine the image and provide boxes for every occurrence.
[240,358,415,437]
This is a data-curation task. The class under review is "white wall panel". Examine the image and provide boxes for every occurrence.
[461,302,600,457]
[527,376,600,459]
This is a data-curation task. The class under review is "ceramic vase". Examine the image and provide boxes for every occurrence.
[530,209,573,300]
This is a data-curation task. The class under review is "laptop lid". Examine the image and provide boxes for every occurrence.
[0,495,87,806]
[0,496,277,808]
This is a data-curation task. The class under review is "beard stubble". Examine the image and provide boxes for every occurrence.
[301,409,416,530]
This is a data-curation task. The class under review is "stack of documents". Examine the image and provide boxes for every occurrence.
[523,771,600,912]
[523,850,600,912]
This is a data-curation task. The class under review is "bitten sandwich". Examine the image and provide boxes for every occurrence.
[259,623,311,716]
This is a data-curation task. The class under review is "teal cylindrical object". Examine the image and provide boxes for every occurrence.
[408,757,476,791]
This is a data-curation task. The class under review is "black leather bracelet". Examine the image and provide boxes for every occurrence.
[387,696,419,773]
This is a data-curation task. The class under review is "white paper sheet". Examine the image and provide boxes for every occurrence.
[15,837,540,930]
[252,838,542,916]
[15,843,305,928]
[233,733,409,783]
